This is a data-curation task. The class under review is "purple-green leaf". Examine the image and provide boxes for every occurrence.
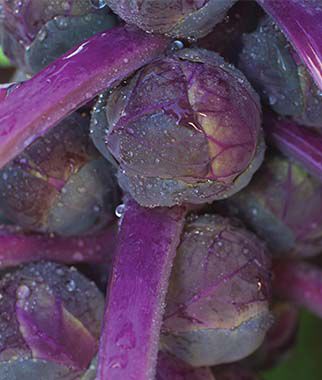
[16,285,97,370]
[257,0,322,91]
[0,26,169,169]
[96,200,186,380]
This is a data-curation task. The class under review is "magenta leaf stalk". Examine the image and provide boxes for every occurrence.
[96,200,186,380]
[257,0,322,91]
[273,259,322,317]
[0,223,116,268]
[0,26,169,169]
[264,114,322,182]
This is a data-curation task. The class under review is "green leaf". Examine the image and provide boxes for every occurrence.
[0,48,11,67]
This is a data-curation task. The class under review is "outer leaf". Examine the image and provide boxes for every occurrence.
[264,114,322,182]
[257,0,322,91]
[0,223,116,268]
[96,200,186,380]
[273,260,322,317]
[0,26,169,169]
[162,214,272,366]
[16,285,97,370]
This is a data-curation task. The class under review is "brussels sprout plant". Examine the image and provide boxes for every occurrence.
[0,0,320,379]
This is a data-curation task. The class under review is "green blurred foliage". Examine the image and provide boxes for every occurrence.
[0,48,11,67]
[264,310,322,380]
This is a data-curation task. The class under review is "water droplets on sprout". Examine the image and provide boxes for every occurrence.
[90,0,107,9]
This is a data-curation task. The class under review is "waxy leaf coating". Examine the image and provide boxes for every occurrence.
[226,153,322,258]
[96,48,264,207]
[0,262,104,379]
[107,0,236,39]
[162,214,272,366]
[0,113,119,235]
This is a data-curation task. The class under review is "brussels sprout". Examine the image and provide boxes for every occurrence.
[161,214,272,367]
[0,261,104,380]
[2,0,118,73]
[239,17,322,128]
[107,0,236,39]
[0,113,120,236]
[224,153,322,258]
[92,49,264,207]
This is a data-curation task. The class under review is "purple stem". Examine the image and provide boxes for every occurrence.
[96,200,186,380]
[0,26,169,169]
[273,259,322,317]
[0,223,116,268]
[257,0,322,91]
[264,114,322,182]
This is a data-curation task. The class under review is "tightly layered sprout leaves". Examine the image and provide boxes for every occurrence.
[0,113,120,235]
[239,16,322,129]
[0,262,104,380]
[0,0,321,380]
[1,0,118,73]
[223,153,322,258]
[107,0,237,39]
[93,49,264,207]
[162,214,272,366]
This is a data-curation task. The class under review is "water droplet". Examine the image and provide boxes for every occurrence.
[171,40,184,51]
[38,29,48,42]
[90,0,107,9]
[16,285,31,300]
[115,322,136,349]
[66,280,76,292]
[268,95,277,105]
[54,17,69,30]
[115,204,125,218]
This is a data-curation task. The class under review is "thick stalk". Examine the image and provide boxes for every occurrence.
[0,223,116,268]
[0,26,169,168]
[257,0,322,91]
[96,200,186,380]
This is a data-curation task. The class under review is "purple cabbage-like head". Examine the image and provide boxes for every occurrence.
[92,48,265,207]
[2,0,118,73]
[225,153,322,258]
[239,16,322,129]
[107,0,236,39]
[0,261,104,379]
[0,112,120,236]
[161,214,272,367]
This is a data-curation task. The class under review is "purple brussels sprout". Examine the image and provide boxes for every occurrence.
[161,214,272,367]
[92,48,264,207]
[0,112,120,236]
[239,17,322,129]
[0,261,104,379]
[2,0,118,73]
[224,153,322,258]
[107,0,236,39]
